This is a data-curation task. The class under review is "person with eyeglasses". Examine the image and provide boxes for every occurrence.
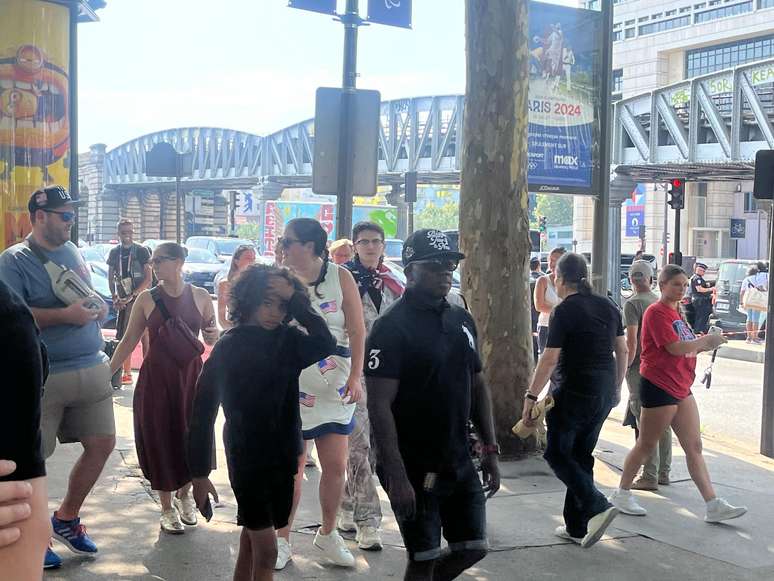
[273,218,366,570]
[108,242,219,535]
[0,186,115,570]
[106,218,152,385]
[335,222,406,552]
[366,229,500,581]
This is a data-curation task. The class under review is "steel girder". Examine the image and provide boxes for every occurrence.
[103,95,465,190]
[614,57,774,182]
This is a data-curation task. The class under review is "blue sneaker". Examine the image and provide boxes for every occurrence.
[44,546,63,569]
[51,513,98,555]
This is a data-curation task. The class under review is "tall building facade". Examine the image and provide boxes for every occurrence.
[576,0,774,263]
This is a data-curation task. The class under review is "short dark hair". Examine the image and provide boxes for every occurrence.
[352,221,385,243]
[228,264,305,325]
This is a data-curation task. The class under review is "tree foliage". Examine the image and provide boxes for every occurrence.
[535,194,573,226]
[415,201,460,231]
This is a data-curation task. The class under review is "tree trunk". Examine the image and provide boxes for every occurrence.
[460,0,533,457]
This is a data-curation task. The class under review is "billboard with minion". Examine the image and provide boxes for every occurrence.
[0,0,71,249]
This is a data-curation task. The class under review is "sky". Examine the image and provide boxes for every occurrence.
[77,0,578,151]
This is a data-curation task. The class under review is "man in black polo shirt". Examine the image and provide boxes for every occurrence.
[366,229,500,581]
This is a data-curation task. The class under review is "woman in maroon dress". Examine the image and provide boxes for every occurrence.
[110,242,219,534]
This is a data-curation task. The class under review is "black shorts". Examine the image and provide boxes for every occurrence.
[395,462,487,562]
[640,377,690,408]
[232,473,295,531]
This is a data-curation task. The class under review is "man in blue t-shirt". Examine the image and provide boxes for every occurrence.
[0,186,115,570]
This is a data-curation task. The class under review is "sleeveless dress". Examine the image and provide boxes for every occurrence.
[134,284,204,491]
[299,261,356,439]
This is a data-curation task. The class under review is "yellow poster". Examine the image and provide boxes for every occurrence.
[0,0,70,249]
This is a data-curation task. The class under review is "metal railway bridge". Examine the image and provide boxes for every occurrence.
[102,57,774,197]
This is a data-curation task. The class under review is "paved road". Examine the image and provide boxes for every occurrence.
[613,352,764,450]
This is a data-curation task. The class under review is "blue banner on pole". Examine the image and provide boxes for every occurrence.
[368,0,412,28]
[626,208,644,237]
[288,0,337,15]
[527,1,602,195]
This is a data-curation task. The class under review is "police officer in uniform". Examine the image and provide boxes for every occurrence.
[366,229,500,581]
[690,262,714,334]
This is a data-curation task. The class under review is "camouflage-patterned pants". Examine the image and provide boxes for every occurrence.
[341,384,382,528]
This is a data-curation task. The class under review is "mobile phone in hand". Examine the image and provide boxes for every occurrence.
[201,495,214,522]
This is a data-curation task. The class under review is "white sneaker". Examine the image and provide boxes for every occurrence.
[275,537,292,570]
[554,525,581,544]
[705,498,748,523]
[355,525,383,551]
[581,507,619,549]
[160,508,185,535]
[174,492,198,526]
[608,489,647,516]
[313,529,355,567]
[337,511,356,533]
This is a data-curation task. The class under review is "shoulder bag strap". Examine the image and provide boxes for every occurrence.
[150,287,172,321]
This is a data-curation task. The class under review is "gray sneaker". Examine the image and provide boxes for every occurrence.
[705,498,747,523]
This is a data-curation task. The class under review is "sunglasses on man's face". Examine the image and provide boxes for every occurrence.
[413,258,459,273]
[41,209,75,222]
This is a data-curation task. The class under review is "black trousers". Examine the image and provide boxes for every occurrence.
[544,388,613,538]
[693,300,712,334]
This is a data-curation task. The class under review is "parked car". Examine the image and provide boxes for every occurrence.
[140,239,173,254]
[384,238,404,263]
[185,236,255,260]
[182,248,224,294]
[85,262,116,329]
[80,245,110,263]
[714,259,762,334]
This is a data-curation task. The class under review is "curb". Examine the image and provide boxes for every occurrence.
[716,344,765,364]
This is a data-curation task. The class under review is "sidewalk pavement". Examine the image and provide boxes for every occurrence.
[41,383,774,581]
[717,340,766,364]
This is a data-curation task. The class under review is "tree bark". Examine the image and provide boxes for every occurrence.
[460,0,533,457]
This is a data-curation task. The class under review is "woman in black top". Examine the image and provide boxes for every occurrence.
[188,265,335,581]
[0,280,53,576]
[521,253,628,549]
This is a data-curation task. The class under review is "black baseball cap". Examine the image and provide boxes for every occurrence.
[28,186,83,213]
[402,229,465,266]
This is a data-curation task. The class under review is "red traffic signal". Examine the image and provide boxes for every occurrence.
[667,178,686,210]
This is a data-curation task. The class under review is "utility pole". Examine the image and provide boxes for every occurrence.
[335,0,360,240]
[591,0,614,295]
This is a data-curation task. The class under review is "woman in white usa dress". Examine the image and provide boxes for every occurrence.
[274,218,365,570]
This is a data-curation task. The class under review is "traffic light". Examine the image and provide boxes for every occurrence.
[667,178,685,210]
[538,216,547,232]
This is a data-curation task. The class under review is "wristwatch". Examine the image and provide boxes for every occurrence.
[526,393,538,402]
[481,443,501,456]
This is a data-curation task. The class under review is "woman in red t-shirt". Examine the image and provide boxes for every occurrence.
[609,265,747,523]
